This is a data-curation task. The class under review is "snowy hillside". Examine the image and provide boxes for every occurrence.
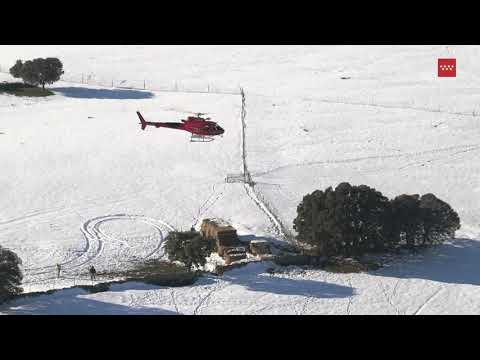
[1,45,479,314]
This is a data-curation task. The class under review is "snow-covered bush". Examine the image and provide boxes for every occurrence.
[0,246,23,303]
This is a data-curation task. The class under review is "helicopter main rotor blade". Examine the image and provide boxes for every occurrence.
[161,107,210,115]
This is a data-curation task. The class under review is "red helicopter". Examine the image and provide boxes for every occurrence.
[136,111,224,142]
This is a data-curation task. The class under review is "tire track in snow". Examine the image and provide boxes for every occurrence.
[378,280,401,315]
[0,188,154,230]
[247,91,480,119]
[298,292,315,315]
[345,275,355,315]
[77,214,175,267]
[253,143,480,178]
[193,278,229,315]
[170,289,181,314]
[191,183,226,228]
[412,286,444,315]
[312,97,480,118]
[23,214,175,284]
[397,145,480,171]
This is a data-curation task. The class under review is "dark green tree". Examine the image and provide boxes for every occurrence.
[419,193,460,245]
[294,183,391,257]
[294,187,338,256]
[0,246,23,303]
[9,60,24,79]
[350,184,392,252]
[390,194,422,247]
[164,231,215,271]
[19,57,64,90]
[42,57,64,87]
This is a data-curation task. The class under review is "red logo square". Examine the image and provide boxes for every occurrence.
[438,58,456,77]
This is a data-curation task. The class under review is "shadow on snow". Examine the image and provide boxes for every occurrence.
[372,238,480,286]
[52,86,155,99]
[216,262,355,299]
[0,286,177,315]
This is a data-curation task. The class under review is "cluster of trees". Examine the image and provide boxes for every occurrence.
[164,231,215,271]
[9,58,64,90]
[293,182,460,257]
[0,246,23,303]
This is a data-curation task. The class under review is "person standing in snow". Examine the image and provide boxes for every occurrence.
[56,263,61,278]
[89,266,97,281]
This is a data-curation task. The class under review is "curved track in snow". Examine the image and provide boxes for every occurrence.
[23,214,175,284]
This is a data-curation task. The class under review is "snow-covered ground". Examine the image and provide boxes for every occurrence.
[1,45,479,314]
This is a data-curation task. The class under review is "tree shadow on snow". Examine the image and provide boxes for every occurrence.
[220,263,355,299]
[0,287,178,315]
[51,86,155,99]
[371,238,480,286]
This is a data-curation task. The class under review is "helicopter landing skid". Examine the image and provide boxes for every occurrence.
[190,134,214,143]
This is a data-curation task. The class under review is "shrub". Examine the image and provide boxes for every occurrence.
[0,246,23,303]
[164,231,215,271]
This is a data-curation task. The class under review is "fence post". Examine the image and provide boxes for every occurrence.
[144,80,146,89]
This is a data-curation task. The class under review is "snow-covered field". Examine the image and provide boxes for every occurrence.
[1,45,479,314]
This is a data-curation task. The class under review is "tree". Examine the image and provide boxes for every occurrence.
[164,231,215,271]
[18,57,64,90]
[349,184,392,252]
[419,193,460,245]
[390,194,422,247]
[0,246,23,303]
[294,183,391,257]
[42,57,64,88]
[20,60,38,87]
[293,187,338,256]
[9,60,23,79]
